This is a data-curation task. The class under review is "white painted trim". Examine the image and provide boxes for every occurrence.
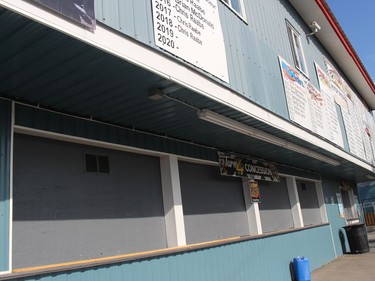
[286,177,304,228]
[348,189,358,220]
[0,101,13,276]
[160,156,186,247]
[1,0,373,173]
[329,224,338,258]
[286,21,309,77]
[242,179,262,235]
[8,101,14,272]
[315,181,328,223]
[279,173,321,183]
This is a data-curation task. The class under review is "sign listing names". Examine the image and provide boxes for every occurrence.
[279,57,312,130]
[152,0,229,82]
[280,58,348,149]
[151,0,229,82]
[315,63,344,147]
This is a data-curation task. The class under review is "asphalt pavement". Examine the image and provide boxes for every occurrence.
[311,226,375,281]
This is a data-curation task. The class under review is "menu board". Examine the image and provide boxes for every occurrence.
[279,56,375,165]
[305,81,326,137]
[363,112,373,162]
[324,58,375,163]
[315,63,344,147]
[279,57,344,147]
[279,57,312,130]
[367,111,375,164]
[151,0,229,82]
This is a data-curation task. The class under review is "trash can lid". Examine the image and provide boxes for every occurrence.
[344,223,365,229]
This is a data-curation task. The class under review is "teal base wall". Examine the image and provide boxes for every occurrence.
[0,99,12,273]
[322,176,348,256]
[6,225,335,281]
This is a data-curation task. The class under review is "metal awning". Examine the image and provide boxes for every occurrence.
[1,7,374,183]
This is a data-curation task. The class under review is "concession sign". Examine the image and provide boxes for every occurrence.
[218,151,280,182]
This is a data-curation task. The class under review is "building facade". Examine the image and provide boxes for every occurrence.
[1,0,375,280]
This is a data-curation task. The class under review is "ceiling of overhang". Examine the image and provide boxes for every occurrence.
[1,6,374,183]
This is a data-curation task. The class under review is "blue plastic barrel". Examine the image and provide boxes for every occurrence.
[293,256,311,281]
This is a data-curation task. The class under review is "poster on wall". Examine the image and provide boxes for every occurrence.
[365,111,375,164]
[218,151,280,182]
[249,180,261,203]
[315,63,344,147]
[279,57,312,130]
[305,81,327,137]
[336,193,345,219]
[349,92,364,159]
[32,0,96,29]
[323,56,375,162]
[151,0,229,82]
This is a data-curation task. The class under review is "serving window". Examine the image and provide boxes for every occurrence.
[179,161,249,244]
[13,134,166,269]
[258,177,294,233]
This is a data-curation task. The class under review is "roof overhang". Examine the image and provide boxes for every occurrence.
[1,1,375,183]
[289,0,375,109]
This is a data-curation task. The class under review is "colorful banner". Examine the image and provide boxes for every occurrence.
[33,0,96,29]
[218,151,280,182]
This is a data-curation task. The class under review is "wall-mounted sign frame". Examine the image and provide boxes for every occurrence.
[249,180,261,203]
[218,151,280,182]
[151,0,229,82]
[32,0,96,29]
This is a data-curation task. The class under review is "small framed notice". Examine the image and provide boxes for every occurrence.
[249,180,261,203]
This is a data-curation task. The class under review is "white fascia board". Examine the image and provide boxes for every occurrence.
[1,0,374,172]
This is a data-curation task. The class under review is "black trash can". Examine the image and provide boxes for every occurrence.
[343,223,370,254]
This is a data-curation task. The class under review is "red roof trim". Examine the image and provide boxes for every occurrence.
[316,0,375,94]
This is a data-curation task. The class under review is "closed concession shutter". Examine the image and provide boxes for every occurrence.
[297,180,322,226]
[179,161,248,244]
[13,134,166,268]
[258,178,294,233]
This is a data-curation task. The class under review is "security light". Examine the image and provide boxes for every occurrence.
[307,21,321,37]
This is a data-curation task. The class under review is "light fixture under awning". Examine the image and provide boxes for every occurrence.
[197,109,340,166]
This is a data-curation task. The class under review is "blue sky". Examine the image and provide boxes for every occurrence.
[326,0,375,83]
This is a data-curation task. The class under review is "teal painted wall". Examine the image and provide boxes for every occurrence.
[7,225,335,281]
[93,0,349,119]
[92,0,357,156]
[0,99,12,272]
[321,176,348,256]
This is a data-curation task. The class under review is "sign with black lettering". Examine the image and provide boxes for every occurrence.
[151,0,229,82]
[33,0,95,29]
[218,151,280,182]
